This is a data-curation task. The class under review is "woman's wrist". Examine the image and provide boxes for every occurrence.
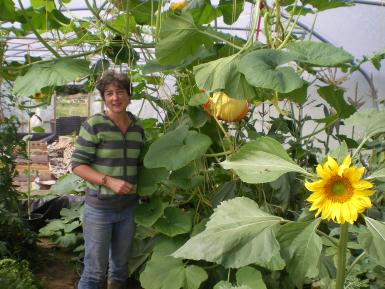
[101,174,109,187]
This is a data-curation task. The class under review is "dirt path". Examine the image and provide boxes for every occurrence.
[34,239,80,289]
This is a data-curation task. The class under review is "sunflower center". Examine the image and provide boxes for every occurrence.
[326,177,353,203]
[331,182,346,196]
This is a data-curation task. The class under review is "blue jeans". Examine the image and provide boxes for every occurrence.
[78,203,136,289]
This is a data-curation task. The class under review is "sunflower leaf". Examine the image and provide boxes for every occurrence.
[367,167,385,180]
[172,197,284,269]
[278,219,322,288]
[358,217,385,267]
[221,137,309,183]
[344,109,385,138]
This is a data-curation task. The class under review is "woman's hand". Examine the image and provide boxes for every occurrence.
[105,176,133,195]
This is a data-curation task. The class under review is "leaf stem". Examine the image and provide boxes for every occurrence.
[351,136,369,160]
[335,223,349,289]
[298,118,338,141]
[204,151,233,157]
[346,251,366,276]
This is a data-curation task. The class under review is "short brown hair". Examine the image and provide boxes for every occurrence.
[96,71,132,99]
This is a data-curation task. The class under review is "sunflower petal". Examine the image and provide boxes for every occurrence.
[338,155,351,176]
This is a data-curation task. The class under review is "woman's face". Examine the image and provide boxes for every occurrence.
[103,83,130,114]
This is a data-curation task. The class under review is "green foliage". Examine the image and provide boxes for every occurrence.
[173,197,284,269]
[39,203,83,249]
[345,110,385,139]
[0,0,16,21]
[0,258,42,289]
[194,55,256,99]
[154,207,193,237]
[239,50,304,93]
[287,41,353,67]
[155,13,212,65]
[317,86,356,120]
[140,238,208,289]
[13,58,90,97]
[278,219,322,288]
[221,137,308,183]
[144,126,212,170]
[358,217,385,267]
[0,117,37,260]
[49,173,86,196]
[2,1,385,289]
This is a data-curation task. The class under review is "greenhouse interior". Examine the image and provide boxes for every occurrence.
[0,0,385,288]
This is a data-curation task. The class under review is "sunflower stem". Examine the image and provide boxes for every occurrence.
[335,223,349,289]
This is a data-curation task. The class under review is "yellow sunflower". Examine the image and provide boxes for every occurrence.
[305,155,374,224]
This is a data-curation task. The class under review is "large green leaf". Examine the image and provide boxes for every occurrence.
[221,137,308,184]
[305,0,352,12]
[123,0,159,25]
[278,219,322,289]
[278,82,308,104]
[13,58,90,97]
[137,167,169,196]
[49,173,86,195]
[31,0,56,11]
[187,0,218,25]
[144,126,212,171]
[194,55,256,100]
[344,109,385,138]
[135,197,166,227]
[173,197,284,268]
[155,13,212,65]
[194,55,235,91]
[140,238,208,289]
[239,49,303,93]
[236,266,267,289]
[142,47,215,74]
[154,207,193,237]
[218,0,244,25]
[169,164,204,190]
[0,0,16,21]
[317,86,356,119]
[287,41,353,67]
[358,217,385,267]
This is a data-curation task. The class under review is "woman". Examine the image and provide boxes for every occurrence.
[72,71,143,289]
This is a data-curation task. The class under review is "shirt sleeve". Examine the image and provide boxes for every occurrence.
[71,120,99,169]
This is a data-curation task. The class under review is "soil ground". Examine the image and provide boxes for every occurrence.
[34,239,80,289]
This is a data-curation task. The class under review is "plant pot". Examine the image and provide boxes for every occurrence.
[23,213,45,232]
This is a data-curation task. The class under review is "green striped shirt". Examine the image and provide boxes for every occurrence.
[71,112,144,209]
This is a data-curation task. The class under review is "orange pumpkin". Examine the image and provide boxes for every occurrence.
[203,91,248,122]
[170,0,188,11]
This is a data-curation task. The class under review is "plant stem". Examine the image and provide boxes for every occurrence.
[204,150,233,157]
[27,116,31,220]
[17,0,61,58]
[346,251,366,276]
[351,136,369,160]
[336,223,349,289]
[299,118,338,141]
